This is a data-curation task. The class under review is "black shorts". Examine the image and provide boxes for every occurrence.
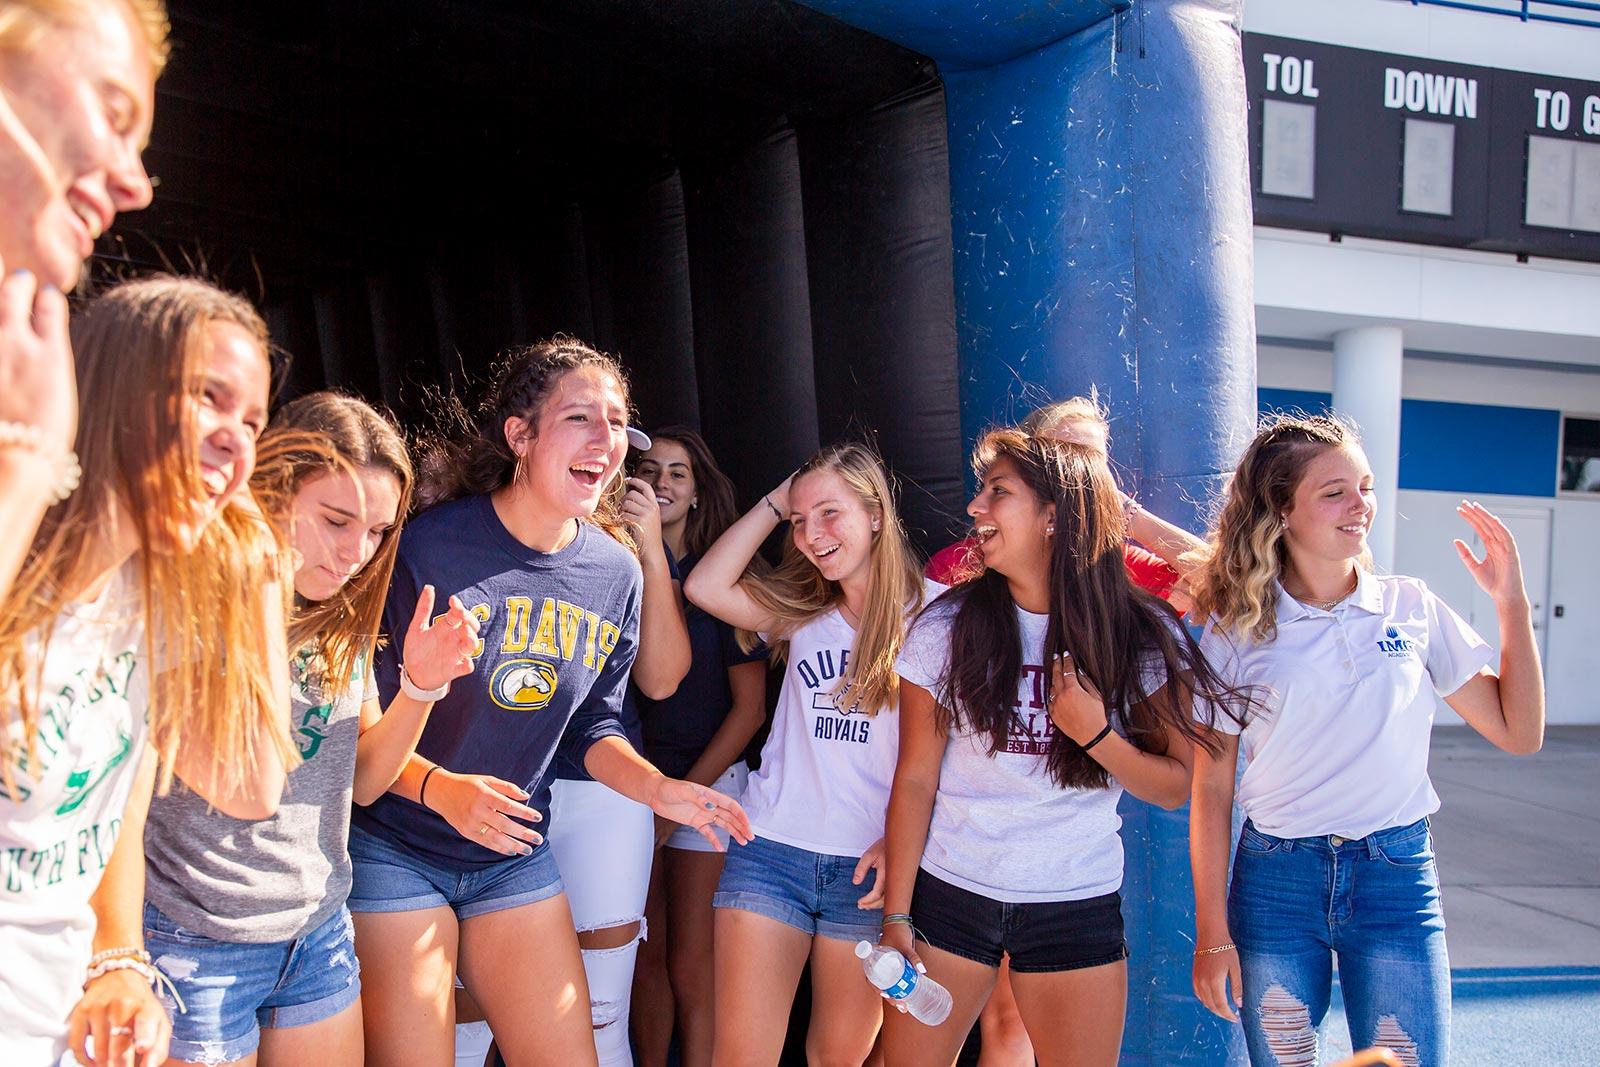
[910,868,1127,973]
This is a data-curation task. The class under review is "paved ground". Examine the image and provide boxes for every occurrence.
[1323,725,1600,1066]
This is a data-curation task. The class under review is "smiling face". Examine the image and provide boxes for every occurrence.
[290,466,402,602]
[967,455,1054,580]
[509,365,629,521]
[789,467,877,589]
[177,319,270,548]
[636,439,695,529]
[0,0,156,288]
[1282,444,1376,571]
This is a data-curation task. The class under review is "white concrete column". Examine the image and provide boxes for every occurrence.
[1332,326,1404,570]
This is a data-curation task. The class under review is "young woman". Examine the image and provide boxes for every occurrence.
[683,441,931,1067]
[0,275,287,1067]
[347,337,749,1067]
[629,427,769,1067]
[0,0,165,602]
[923,395,1206,1066]
[139,392,481,1067]
[1187,414,1544,1067]
[879,430,1243,1067]
[544,428,692,1067]
[926,397,1202,604]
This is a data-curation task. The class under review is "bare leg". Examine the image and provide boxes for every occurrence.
[710,909,811,1067]
[1009,961,1127,1067]
[879,940,997,1067]
[457,894,599,1067]
[354,906,460,1067]
[803,935,886,1067]
[977,958,1035,1067]
[666,849,726,1067]
[631,859,674,1067]
[259,1000,365,1067]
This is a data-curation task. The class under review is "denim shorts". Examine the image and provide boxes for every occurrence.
[713,834,882,941]
[346,821,564,920]
[1228,817,1450,1067]
[910,868,1128,973]
[145,902,361,1063]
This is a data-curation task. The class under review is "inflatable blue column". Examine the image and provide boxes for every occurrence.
[943,4,1254,1063]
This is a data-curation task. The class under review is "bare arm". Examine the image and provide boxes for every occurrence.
[1189,730,1243,1021]
[680,659,768,788]
[682,476,792,633]
[1442,502,1545,755]
[583,736,752,850]
[1125,497,1207,578]
[622,477,692,699]
[0,266,75,604]
[70,747,171,1067]
[877,680,948,969]
[1049,662,1195,810]
[352,588,481,805]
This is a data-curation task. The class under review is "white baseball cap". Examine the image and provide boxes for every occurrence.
[627,427,652,451]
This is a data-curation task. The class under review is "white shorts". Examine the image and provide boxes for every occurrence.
[665,762,750,853]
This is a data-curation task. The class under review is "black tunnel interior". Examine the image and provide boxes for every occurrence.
[105,0,969,548]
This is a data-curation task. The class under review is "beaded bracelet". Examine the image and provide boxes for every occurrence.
[0,420,81,504]
[85,955,188,1013]
[88,947,150,969]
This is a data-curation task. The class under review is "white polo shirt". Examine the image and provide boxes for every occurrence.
[1201,570,1492,840]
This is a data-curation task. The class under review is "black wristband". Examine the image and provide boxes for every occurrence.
[763,495,783,520]
[1079,724,1114,752]
[418,764,442,810]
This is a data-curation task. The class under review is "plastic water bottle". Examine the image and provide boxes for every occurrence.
[855,940,953,1026]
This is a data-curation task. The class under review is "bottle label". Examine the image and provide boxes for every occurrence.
[881,958,917,1000]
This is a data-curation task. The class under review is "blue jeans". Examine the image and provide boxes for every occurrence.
[1229,818,1450,1067]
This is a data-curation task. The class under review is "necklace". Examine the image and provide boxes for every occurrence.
[1287,571,1359,612]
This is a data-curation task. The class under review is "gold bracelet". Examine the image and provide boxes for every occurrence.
[1193,942,1236,957]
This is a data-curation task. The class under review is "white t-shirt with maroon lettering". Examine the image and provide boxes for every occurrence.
[742,583,940,858]
[897,601,1140,903]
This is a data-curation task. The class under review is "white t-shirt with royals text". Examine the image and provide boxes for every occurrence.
[742,584,939,858]
[1201,570,1493,841]
[0,565,147,1066]
[897,601,1153,903]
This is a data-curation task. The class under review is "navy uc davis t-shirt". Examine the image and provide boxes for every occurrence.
[353,494,640,869]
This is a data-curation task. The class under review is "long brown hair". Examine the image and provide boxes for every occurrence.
[0,275,294,793]
[414,335,634,550]
[1187,413,1370,643]
[738,442,925,717]
[252,392,413,695]
[637,425,739,560]
[927,429,1247,789]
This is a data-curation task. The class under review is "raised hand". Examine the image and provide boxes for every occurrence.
[1452,501,1529,609]
[1047,652,1108,746]
[403,586,480,692]
[620,476,664,544]
[0,262,76,458]
[647,776,753,853]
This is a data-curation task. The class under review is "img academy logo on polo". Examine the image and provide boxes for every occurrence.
[1377,625,1418,658]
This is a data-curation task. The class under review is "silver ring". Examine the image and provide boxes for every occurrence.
[110,1025,133,1036]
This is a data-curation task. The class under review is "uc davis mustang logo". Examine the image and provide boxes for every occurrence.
[490,659,560,711]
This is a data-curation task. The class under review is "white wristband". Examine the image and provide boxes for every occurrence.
[399,663,450,702]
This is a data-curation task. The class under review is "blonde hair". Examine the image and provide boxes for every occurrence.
[1187,413,1371,643]
[739,443,925,717]
[0,0,170,74]
[252,393,413,697]
[1020,392,1110,447]
[0,276,293,795]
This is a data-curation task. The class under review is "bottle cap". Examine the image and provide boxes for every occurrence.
[854,940,872,959]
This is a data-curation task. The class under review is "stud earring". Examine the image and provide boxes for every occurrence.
[1046,524,1055,536]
